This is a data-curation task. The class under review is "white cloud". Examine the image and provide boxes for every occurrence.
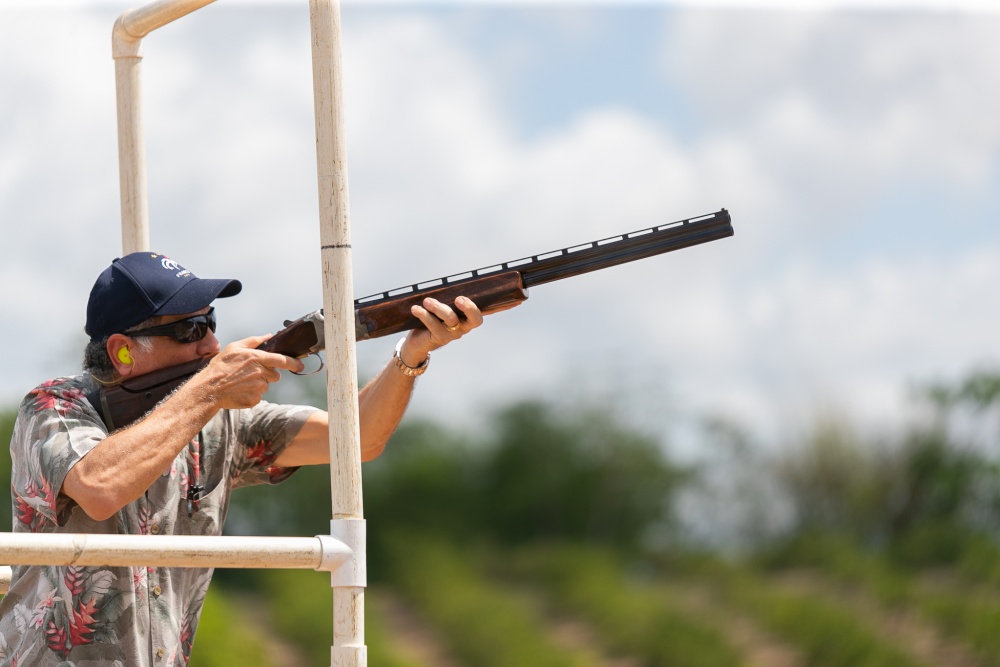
[661,12,1000,199]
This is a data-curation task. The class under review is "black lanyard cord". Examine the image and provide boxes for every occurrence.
[186,433,204,517]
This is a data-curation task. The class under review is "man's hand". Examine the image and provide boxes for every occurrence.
[194,336,306,409]
[395,296,480,367]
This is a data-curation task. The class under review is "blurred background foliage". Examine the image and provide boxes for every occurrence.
[1,369,998,666]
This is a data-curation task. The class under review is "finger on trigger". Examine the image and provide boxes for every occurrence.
[257,349,305,373]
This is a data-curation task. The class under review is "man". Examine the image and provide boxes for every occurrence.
[0,252,495,666]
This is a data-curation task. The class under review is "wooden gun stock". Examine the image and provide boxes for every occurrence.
[86,357,209,432]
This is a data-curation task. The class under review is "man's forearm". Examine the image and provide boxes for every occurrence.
[275,357,416,467]
[357,355,419,460]
[275,342,424,467]
[63,378,220,521]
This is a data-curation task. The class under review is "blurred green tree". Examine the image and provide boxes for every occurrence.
[0,408,15,530]
[771,369,1000,567]
[362,399,688,572]
[478,401,687,551]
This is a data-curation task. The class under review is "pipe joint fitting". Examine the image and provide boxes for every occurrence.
[327,518,366,587]
[112,14,143,59]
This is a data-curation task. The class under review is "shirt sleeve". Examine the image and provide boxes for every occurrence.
[9,378,107,530]
[232,401,319,489]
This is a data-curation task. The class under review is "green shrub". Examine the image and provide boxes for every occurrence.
[917,591,1000,666]
[731,583,927,667]
[366,589,429,667]
[756,533,912,608]
[478,402,687,551]
[189,587,275,667]
[255,569,333,666]
[0,408,15,530]
[220,570,432,667]
[388,539,599,667]
[957,536,1000,586]
[510,544,746,667]
[655,552,928,667]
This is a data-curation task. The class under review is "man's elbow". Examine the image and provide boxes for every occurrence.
[361,438,388,463]
[63,473,123,521]
[80,500,120,522]
[67,491,121,522]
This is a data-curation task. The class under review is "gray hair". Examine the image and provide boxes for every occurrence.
[82,316,158,382]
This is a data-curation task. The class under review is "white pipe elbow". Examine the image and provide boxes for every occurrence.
[112,13,143,60]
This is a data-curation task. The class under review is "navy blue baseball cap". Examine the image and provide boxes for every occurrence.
[85,252,242,340]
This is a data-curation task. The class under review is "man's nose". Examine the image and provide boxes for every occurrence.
[198,329,222,356]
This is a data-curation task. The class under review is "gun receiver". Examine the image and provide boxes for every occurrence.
[86,209,733,431]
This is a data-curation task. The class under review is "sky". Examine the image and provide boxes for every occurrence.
[1,1,999,451]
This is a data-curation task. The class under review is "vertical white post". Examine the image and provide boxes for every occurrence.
[309,1,366,666]
[113,20,150,254]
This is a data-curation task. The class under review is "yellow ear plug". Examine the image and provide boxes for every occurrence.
[118,346,133,365]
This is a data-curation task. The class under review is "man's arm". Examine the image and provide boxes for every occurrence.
[275,295,488,466]
[62,336,304,521]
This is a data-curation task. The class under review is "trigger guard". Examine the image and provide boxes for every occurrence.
[291,353,324,377]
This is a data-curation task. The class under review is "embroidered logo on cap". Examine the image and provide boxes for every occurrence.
[159,256,192,279]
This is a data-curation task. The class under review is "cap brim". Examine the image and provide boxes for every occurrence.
[156,278,242,316]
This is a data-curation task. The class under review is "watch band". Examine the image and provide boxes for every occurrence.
[393,338,429,377]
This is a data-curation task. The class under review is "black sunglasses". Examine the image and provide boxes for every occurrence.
[127,308,217,344]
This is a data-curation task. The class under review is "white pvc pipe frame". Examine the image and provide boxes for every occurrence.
[0,1,367,666]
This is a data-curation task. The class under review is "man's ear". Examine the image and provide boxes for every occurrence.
[107,334,136,377]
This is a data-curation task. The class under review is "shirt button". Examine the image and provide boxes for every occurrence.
[156,647,165,658]
[151,524,160,535]
[152,585,162,597]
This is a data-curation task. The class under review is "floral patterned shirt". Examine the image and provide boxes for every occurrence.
[0,374,318,667]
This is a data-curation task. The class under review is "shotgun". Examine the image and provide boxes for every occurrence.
[86,209,734,430]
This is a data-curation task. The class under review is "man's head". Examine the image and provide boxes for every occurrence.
[83,253,241,380]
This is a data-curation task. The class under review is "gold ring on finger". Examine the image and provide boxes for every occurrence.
[447,324,460,332]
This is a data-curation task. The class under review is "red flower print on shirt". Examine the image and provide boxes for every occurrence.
[68,598,98,648]
[246,440,276,467]
[29,380,86,416]
[44,620,69,658]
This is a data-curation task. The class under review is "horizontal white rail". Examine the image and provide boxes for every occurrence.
[0,533,351,594]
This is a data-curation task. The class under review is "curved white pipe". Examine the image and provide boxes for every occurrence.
[116,0,219,45]
[112,0,218,255]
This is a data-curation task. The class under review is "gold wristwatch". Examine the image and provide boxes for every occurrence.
[393,338,429,377]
